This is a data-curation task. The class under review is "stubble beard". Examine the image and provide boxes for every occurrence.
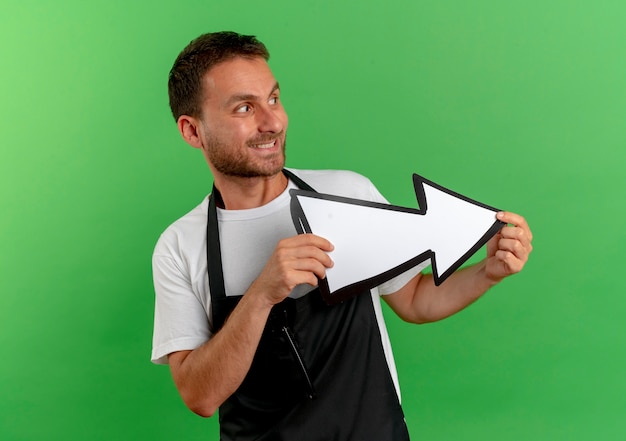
[204,132,287,178]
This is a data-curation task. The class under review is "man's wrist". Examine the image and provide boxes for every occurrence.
[473,261,503,292]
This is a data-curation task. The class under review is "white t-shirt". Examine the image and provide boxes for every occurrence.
[151,169,429,398]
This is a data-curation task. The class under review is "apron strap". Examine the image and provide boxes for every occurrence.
[282,168,316,192]
[207,184,226,300]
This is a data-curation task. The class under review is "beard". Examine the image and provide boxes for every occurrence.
[203,132,287,178]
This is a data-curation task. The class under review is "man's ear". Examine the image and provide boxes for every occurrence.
[177,115,204,149]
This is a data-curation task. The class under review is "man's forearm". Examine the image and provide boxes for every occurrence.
[384,261,497,324]
[168,290,273,417]
[416,261,497,323]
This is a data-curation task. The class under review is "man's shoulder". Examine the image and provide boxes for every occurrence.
[153,197,208,258]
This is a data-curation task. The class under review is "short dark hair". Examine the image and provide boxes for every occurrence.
[168,31,270,121]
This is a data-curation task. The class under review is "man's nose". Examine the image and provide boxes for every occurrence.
[256,106,284,133]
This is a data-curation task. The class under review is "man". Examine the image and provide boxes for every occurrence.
[152,31,533,441]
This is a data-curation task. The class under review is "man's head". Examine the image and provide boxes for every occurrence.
[170,32,288,180]
[168,31,270,121]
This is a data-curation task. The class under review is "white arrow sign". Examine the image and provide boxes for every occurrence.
[290,174,505,304]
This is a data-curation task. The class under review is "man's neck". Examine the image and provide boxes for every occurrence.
[213,172,289,210]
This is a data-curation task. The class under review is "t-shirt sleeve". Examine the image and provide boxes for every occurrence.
[376,260,430,295]
[151,252,211,365]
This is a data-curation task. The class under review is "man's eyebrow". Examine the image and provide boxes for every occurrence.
[224,82,280,108]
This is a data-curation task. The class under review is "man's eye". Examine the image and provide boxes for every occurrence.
[269,97,278,105]
[236,105,251,113]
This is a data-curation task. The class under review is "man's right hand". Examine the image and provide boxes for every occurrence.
[248,233,334,306]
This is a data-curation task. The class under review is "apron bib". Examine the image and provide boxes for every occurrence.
[207,170,410,441]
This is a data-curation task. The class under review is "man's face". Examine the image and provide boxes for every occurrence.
[195,57,288,178]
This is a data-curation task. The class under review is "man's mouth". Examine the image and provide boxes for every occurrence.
[248,131,284,150]
[251,140,276,149]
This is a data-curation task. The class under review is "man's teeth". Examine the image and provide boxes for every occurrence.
[254,141,275,149]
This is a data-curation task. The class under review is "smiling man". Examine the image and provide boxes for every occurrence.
[151,31,533,441]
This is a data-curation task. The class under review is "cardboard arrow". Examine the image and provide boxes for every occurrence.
[290,174,505,304]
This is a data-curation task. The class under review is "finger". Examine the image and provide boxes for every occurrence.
[283,245,334,268]
[497,238,529,262]
[293,258,332,280]
[261,256,329,295]
[295,271,321,288]
[281,236,335,266]
[291,247,334,269]
[499,225,533,251]
[274,257,330,288]
[495,249,525,274]
[283,234,335,252]
[496,211,533,241]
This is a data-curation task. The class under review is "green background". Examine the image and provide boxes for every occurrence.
[2,1,624,439]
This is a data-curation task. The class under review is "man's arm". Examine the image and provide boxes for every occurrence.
[384,211,533,323]
[168,234,334,417]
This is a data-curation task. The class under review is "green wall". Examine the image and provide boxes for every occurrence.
[2,1,624,439]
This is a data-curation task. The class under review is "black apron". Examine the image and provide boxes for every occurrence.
[207,170,410,441]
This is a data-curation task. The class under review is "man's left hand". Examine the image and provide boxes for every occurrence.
[485,211,533,283]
